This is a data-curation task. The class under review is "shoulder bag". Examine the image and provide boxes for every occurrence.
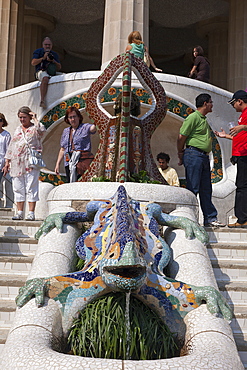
[22,130,46,170]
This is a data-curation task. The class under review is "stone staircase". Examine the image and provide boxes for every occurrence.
[0,207,41,354]
[0,207,246,369]
[206,227,247,369]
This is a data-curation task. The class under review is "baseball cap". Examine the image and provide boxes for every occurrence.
[228,90,247,104]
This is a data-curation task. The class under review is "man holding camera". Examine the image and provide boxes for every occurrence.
[32,37,61,109]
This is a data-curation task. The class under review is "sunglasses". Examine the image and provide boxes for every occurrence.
[0,119,3,122]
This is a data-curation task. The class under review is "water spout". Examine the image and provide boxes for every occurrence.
[125,291,131,359]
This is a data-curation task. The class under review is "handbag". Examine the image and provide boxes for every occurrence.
[28,148,46,169]
[69,129,94,176]
[46,62,57,76]
[144,51,150,67]
[22,130,46,170]
[76,151,94,175]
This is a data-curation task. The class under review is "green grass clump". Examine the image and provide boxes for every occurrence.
[67,292,178,360]
[129,170,161,184]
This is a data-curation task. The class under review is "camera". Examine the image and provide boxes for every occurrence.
[47,52,54,60]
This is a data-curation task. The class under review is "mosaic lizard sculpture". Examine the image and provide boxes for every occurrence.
[16,186,232,341]
[81,51,167,183]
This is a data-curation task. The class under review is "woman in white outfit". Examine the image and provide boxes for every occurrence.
[0,113,11,182]
[3,107,46,220]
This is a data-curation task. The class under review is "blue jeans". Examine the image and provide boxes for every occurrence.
[183,147,217,225]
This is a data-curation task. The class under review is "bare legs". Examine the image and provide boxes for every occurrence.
[16,201,36,212]
[40,76,49,108]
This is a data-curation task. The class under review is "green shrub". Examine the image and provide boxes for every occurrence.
[68,292,178,360]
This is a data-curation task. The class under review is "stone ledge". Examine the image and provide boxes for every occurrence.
[0,220,42,227]
[0,328,9,344]
[211,260,247,269]
[208,243,247,249]
[0,275,27,286]
[218,281,247,292]
[0,237,38,244]
[0,256,34,264]
[0,300,16,312]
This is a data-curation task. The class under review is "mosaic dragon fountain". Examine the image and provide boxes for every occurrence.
[3,52,242,369]
[16,185,232,344]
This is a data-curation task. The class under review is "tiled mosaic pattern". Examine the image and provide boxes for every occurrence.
[16,186,231,342]
[82,53,168,182]
[38,54,222,185]
[1,183,243,369]
[39,171,67,185]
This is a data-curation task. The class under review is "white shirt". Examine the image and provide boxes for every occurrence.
[0,130,11,169]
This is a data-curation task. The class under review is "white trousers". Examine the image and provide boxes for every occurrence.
[12,170,40,203]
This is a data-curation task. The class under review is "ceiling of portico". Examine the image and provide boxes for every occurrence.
[24,0,229,75]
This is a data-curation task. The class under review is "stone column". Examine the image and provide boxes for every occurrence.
[101,0,149,68]
[197,17,228,90]
[20,9,55,85]
[0,0,24,92]
[228,0,247,91]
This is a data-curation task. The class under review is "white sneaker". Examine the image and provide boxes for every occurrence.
[205,220,226,228]
[12,214,23,220]
[25,213,35,221]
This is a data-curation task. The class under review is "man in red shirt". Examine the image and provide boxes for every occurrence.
[215,90,247,228]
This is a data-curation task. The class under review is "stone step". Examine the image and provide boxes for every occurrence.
[0,235,38,256]
[206,227,247,244]
[0,219,42,238]
[208,242,247,260]
[234,333,247,369]
[0,255,34,273]
[212,259,247,282]
[238,351,247,370]
[218,281,247,305]
[0,299,16,328]
[0,273,27,300]
[0,207,14,218]
[230,305,247,335]
[0,328,9,344]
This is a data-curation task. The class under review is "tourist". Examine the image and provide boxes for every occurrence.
[214,90,247,228]
[55,107,96,183]
[157,152,179,186]
[3,107,46,220]
[125,31,162,72]
[188,46,210,83]
[177,93,225,227]
[32,37,61,109]
[0,113,11,182]
[0,113,11,207]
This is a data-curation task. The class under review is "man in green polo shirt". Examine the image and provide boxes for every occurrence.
[177,93,225,228]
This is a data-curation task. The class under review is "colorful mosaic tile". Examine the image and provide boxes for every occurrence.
[39,171,67,185]
[16,185,231,341]
[39,58,223,184]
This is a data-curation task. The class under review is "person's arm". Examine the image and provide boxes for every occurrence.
[90,124,96,134]
[31,51,49,66]
[188,65,197,78]
[177,134,187,165]
[173,170,180,187]
[125,44,132,52]
[55,148,65,175]
[2,159,11,176]
[145,46,162,72]
[214,128,232,140]
[230,125,247,137]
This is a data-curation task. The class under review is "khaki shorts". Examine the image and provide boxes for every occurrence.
[36,70,51,81]
[36,70,62,81]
